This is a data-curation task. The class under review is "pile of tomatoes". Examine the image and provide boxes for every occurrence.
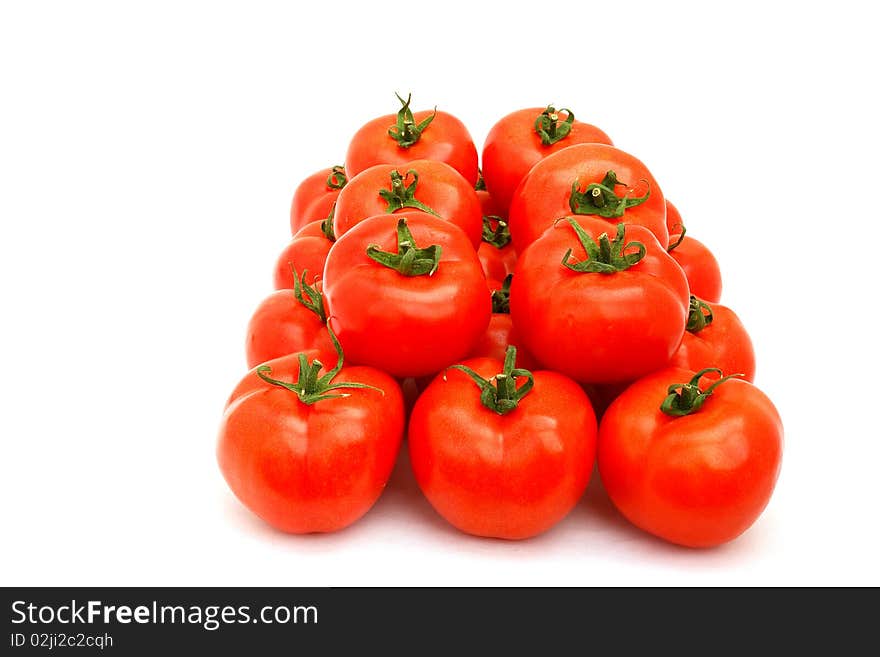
[218,95,783,548]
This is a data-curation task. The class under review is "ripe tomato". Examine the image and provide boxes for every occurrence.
[666,203,723,302]
[670,296,756,381]
[245,273,335,368]
[469,276,538,369]
[273,218,334,290]
[218,337,404,533]
[346,93,478,186]
[508,143,668,253]
[482,105,613,213]
[333,160,482,248]
[477,215,517,282]
[408,347,597,539]
[598,367,783,547]
[323,212,491,378]
[510,217,689,383]
[289,165,347,235]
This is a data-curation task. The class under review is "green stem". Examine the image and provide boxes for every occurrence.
[387,92,436,148]
[569,170,651,218]
[491,274,512,314]
[366,217,442,276]
[475,170,486,191]
[534,105,575,146]
[320,203,336,241]
[256,326,383,405]
[561,220,646,274]
[378,169,441,217]
[667,222,686,252]
[326,165,347,190]
[685,296,713,333]
[660,368,743,417]
[291,267,326,322]
[482,215,511,249]
[448,346,534,415]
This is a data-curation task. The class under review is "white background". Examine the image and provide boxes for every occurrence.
[2,1,878,586]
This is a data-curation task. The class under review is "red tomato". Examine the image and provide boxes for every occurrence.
[482,105,613,214]
[598,367,783,547]
[346,93,478,186]
[273,219,334,290]
[289,165,347,235]
[333,160,482,248]
[667,230,722,303]
[508,143,668,253]
[409,348,597,539]
[671,297,756,381]
[510,217,689,383]
[583,381,631,420]
[477,215,517,282]
[218,342,404,533]
[323,212,491,378]
[245,274,335,368]
[469,276,538,369]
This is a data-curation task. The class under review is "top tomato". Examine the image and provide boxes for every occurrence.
[507,143,668,253]
[482,106,613,214]
[289,165,347,235]
[346,93,479,187]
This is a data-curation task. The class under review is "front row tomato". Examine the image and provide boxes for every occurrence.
[409,347,597,540]
[598,367,783,548]
[218,331,404,534]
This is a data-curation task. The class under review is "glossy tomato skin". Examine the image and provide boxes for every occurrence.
[511,218,690,383]
[508,143,667,253]
[323,212,491,378]
[245,289,335,369]
[598,367,783,548]
[668,234,722,303]
[468,312,539,370]
[346,108,478,186]
[273,220,333,290]
[218,360,404,533]
[476,188,505,219]
[408,357,597,539]
[478,241,517,282]
[482,107,613,214]
[289,166,345,235]
[333,160,482,248]
[671,302,756,381]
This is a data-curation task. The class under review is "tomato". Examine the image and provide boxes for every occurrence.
[408,347,597,539]
[598,367,783,547]
[273,219,334,290]
[477,215,517,282]
[666,203,722,302]
[469,275,538,369]
[245,273,335,368]
[583,381,631,420]
[508,143,668,253]
[333,160,483,248]
[510,217,689,383]
[323,212,491,378]
[346,93,478,186]
[218,336,404,533]
[670,296,756,381]
[482,105,613,214]
[289,165,347,235]
[475,170,506,218]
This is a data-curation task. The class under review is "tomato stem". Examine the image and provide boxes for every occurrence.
[667,222,686,252]
[378,169,442,217]
[475,170,486,191]
[366,217,443,277]
[320,202,337,241]
[256,326,383,405]
[325,165,347,190]
[491,274,512,314]
[660,368,742,417]
[686,296,714,333]
[534,105,575,146]
[561,220,646,273]
[569,170,651,218]
[291,267,326,322]
[447,346,534,415]
[482,215,511,249]
[387,92,436,148]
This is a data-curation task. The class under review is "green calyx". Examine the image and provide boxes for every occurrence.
[366,217,442,276]
[326,165,347,190]
[569,170,651,218]
[535,105,575,146]
[561,219,646,274]
[491,274,512,314]
[448,346,534,415]
[475,170,487,191]
[256,326,382,405]
[667,221,686,252]
[686,296,714,333]
[660,368,742,417]
[320,202,336,241]
[378,169,441,216]
[387,92,436,148]
[482,215,511,249]
[291,267,326,323]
